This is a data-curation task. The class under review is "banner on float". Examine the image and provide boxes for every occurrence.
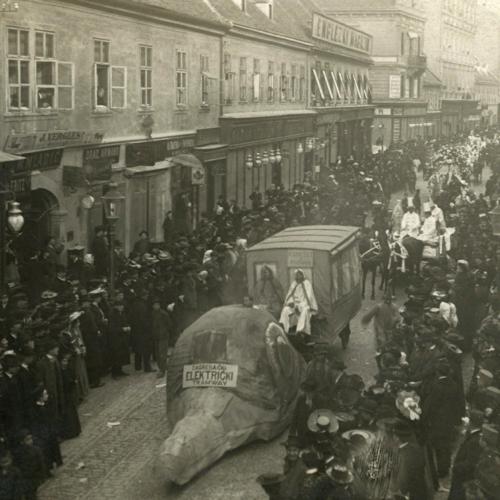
[182,363,238,388]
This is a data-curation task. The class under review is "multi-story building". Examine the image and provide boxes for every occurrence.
[206,0,374,208]
[1,0,226,256]
[475,66,500,126]
[422,0,481,133]
[318,0,428,147]
[474,0,500,78]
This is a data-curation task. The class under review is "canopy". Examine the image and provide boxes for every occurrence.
[0,151,25,163]
[170,153,203,169]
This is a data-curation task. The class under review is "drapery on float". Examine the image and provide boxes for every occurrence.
[159,305,306,485]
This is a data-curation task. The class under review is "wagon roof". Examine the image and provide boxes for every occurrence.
[247,225,360,253]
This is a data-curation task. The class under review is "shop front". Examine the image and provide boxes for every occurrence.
[373,101,428,148]
[442,99,481,135]
[220,111,316,207]
[124,134,198,250]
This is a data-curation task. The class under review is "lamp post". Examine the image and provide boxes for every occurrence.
[0,198,24,291]
[101,182,125,299]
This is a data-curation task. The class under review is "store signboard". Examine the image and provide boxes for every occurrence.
[5,131,104,154]
[312,13,372,54]
[182,363,239,388]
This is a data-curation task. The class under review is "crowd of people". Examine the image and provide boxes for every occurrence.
[258,129,500,499]
[1,127,500,499]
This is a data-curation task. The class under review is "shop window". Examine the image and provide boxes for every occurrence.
[176,49,187,106]
[267,61,275,102]
[224,53,235,104]
[239,57,247,102]
[139,45,152,107]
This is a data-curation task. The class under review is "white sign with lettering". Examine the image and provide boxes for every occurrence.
[389,75,402,99]
[287,250,314,268]
[182,363,238,388]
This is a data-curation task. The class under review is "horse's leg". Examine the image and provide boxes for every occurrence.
[370,266,376,300]
[362,266,367,299]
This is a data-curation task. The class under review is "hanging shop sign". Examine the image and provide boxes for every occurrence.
[9,175,31,195]
[312,13,372,55]
[4,130,105,154]
[182,363,239,388]
[9,149,63,176]
[126,136,195,167]
[191,165,206,185]
[83,145,120,163]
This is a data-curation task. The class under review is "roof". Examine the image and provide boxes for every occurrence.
[97,0,228,30]
[247,225,360,252]
[207,0,372,62]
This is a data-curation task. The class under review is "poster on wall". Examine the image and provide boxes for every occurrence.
[389,75,401,99]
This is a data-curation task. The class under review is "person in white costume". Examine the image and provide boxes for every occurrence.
[418,203,439,245]
[430,199,446,230]
[279,269,318,336]
[400,199,420,238]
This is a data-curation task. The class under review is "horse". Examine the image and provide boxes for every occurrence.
[400,235,424,276]
[359,231,383,300]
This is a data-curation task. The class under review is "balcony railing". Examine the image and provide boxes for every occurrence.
[407,54,427,68]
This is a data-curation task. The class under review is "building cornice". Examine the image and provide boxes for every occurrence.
[58,0,229,36]
[229,24,313,51]
[329,8,426,24]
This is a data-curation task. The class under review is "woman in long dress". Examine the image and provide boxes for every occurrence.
[64,312,90,401]
[253,265,284,319]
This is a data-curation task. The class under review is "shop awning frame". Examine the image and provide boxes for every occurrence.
[322,70,334,100]
[354,77,363,100]
[312,68,325,101]
[331,71,342,99]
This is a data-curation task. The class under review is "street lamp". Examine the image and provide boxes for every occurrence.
[101,182,125,298]
[0,198,24,291]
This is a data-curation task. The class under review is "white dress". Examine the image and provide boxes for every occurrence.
[279,279,318,335]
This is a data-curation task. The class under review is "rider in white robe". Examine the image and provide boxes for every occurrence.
[400,204,421,238]
[279,269,318,336]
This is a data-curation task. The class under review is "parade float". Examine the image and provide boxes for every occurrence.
[159,305,306,485]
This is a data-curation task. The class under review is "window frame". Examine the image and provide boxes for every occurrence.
[299,65,305,101]
[7,28,31,111]
[200,54,210,106]
[176,49,188,107]
[57,61,75,110]
[110,65,127,109]
[267,61,275,102]
[139,45,153,108]
[239,56,247,102]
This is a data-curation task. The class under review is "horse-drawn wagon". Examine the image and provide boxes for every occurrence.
[246,225,362,343]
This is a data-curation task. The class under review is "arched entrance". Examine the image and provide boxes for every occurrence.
[15,188,59,258]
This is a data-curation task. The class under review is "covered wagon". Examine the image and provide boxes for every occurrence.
[246,225,362,342]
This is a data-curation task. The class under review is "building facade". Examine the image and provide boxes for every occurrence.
[1,0,226,256]
[320,0,429,148]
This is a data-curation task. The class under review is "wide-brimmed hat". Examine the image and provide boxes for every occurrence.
[326,463,354,485]
[41,290,58,300]
[307,409,339,434]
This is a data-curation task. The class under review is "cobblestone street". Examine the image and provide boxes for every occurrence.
[39,169,484,499]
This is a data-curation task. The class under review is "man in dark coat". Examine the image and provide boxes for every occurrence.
[151,299,172,378]
[448,410,484,500]
[90,226,108,278]
[12,429,46,500]
[129,290,154,372]
[1,353,23,445]
[422,360,463,479]
[132,231,150,257]
[35,340,64,423]
[108,300,131,378]
[79,296,104,388]
[391,420,432,500]
[17,347,38,430]
[0,450,23,500]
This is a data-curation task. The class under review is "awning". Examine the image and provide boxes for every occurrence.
[331,71,342,99]
[322,70,334,100]
[0,151,25,163]
[124,160,173,177]
[312,69,325,100]
[170,153,203,169]
[354,77,363,100]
